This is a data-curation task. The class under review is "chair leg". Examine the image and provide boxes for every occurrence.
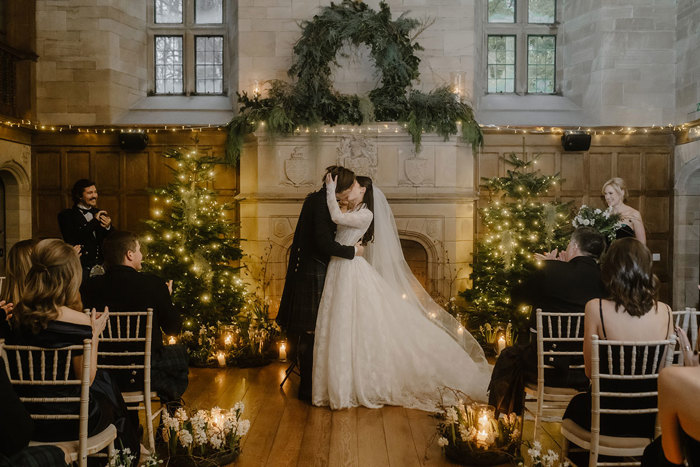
[108,439,116,460]
[145,395,156,452]
[533,391,543,442]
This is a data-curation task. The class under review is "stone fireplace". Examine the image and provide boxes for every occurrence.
[237,123,477,314]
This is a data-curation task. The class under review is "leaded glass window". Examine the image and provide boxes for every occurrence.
[527,35,555,93]
[155,0,182,24]
[488,0,515,23]
[528,0,555,23]
[155,36,183,94]
[196,36,223,94]
[195,0,223,24]
[487,36,516,93]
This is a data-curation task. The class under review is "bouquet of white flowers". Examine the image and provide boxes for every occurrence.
[572,205,622,241]
[160,404,250,466]
[519,441,570,467]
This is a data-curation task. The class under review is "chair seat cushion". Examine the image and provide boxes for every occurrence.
[561,418,650,449]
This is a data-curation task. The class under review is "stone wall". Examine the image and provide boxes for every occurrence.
[237,0,476,99]
[673,137,700,309]
[0,127,33,271]
[561,0,677,126]
[676,0,700,124]
[35,1,147,124]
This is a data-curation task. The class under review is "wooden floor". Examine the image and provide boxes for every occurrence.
[181,363,564,467]
[182,363,464,467]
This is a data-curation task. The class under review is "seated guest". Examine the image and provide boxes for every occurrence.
[0,362,68,466]
[563,237,673,440]
[641,365,700,466]
[82,231,188,406]
[12,239,140,456]
[488,227,606,415]
[0,239,35,338]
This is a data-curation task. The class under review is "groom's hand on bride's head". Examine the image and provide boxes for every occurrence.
[355,242,364,257]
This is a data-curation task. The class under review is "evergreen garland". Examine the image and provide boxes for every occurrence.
[226,0,482,164]
[460,152,572,341]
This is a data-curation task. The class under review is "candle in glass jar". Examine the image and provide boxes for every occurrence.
[279,342,287,362]
[217,352,226,367]
[497,335,506,355]
[168,335,176,345]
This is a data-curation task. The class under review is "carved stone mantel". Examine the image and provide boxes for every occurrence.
[237,122,478,313]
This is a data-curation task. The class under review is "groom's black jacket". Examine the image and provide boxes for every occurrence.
[276,188,355,334]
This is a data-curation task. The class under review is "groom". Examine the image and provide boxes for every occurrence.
[276,165,365,402]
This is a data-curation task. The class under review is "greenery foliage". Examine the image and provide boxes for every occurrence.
[226,0,482,164]
[142,149,279,366]
[460,151,571,339]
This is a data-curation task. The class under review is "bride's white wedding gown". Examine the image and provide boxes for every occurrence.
[312,186,490,411]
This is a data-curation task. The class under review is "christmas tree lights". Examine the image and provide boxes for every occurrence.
[142,149,278,366]
[461,148,571,342]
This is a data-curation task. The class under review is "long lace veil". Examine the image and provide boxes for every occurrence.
[365,187,488,368]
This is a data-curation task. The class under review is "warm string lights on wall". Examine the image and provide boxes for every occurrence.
[1,118,699,137]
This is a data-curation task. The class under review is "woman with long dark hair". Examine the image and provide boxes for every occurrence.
[563,237,673,439]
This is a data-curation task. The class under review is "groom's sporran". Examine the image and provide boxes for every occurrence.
[276,166,361,402]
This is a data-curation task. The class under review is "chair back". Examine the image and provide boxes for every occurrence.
[535,309,586,386]
[590,335,675,448]
[94,309,153,390]
[672,308,699,365]
[1,338,92,458]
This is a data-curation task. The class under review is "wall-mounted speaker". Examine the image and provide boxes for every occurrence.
[118,133,149,151]
[561,132,591,152]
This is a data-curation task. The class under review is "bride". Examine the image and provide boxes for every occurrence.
[313,174,491,411]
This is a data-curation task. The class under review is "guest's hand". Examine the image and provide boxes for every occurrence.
[355,242,364,257]
[72,244,83,257]
[166,280,173,295]
[0,300,13,322]
[96,211,111,228]
[534,248,559,261]
[325,173,337,193]
[91,306,109,336]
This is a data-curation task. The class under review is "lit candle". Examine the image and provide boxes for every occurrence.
[497,336,506,355]
[168,336,176,345]
[279,342,287,362]
[224,334,233,346]
[217,352,226,367]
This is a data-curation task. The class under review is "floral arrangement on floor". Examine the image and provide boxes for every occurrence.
[436,391,521,465]
[478,322,517,356]
[571,205,622,241]
[109,447,161,467]
[159,404,250,466]
[520,441,570,467]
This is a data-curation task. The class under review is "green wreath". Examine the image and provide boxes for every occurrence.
[226,0,482,164]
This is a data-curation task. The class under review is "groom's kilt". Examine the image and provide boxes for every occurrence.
[277,256,327,334]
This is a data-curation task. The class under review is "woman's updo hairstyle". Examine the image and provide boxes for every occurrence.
[602,177,628,201]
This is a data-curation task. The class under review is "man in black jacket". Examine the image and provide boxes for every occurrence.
[57,179,112,281]
[488,226,606,414]
[276,165,364,402]
[82,231,188,405]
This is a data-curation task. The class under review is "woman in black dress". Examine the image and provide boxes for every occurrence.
[602,177,646,244]
[563,238,673,439]
[11,239,140,457]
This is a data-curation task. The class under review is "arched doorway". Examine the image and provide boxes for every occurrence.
[673,149,700,309]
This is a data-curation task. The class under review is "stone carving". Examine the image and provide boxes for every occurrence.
[426,219,441,239]
[283,147,313,186]
[273,219,288,238]
[336,135,377,178]
[404,155,429,185]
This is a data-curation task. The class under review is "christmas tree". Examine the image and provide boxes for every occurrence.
[142,149,278,365]
[461,149,571,345]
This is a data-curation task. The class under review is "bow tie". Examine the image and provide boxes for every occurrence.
[78,207,93,214]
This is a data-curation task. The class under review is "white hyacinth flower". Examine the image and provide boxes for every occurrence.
[437,437,449,447]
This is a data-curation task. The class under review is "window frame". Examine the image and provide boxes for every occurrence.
[147,0,228,96]
[482,0,560,96]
